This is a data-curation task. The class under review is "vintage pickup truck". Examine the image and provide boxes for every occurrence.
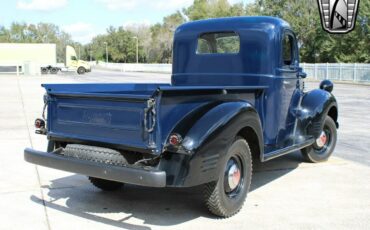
[25,17,338,217]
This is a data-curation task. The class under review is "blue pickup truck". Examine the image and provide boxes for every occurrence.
[25,17,338,217]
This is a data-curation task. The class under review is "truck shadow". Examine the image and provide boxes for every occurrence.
[30,152,303,229]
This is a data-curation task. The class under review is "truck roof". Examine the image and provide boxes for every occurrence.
[172,16,292,82]
[176,16,291,33]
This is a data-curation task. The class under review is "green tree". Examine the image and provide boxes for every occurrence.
[0,22,77,62]
[184,0,245,20]
[88,26,146,63]
[0,26,11,42]
[148,11,186,63]
[248,0,369,63]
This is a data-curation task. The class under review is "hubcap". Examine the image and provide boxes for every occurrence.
[227,162,241,191]
[316,131,327,148]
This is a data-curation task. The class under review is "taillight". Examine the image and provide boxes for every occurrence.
[34,118,45,129]
[169,133,182,146]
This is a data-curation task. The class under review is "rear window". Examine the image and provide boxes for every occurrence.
[196,32,240,54]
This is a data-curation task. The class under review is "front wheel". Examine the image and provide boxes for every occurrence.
[203,137,252,218]
[301,116,337,163]
[77,67,86,75]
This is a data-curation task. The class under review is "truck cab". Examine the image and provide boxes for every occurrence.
[40,45,91,75]
[65,45,91,74]
[25,17,338,218]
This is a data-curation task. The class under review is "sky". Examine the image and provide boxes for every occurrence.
[0,0,254,44]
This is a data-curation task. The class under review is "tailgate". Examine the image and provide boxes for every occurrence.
[44,84,161,152]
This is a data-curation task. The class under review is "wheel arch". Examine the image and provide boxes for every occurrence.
[237,126,262,162]
[178,101,263,154]
[327,105,338,128]
[299,89,338,137]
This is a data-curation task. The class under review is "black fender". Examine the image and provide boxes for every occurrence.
[299,89,338,138]
[159,101,263,187]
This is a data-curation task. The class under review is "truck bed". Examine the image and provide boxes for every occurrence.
[44,83,267,154]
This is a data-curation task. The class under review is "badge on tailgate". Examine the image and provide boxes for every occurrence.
[82,110,112,125]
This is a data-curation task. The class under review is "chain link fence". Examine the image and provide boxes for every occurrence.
[302,63,370,83]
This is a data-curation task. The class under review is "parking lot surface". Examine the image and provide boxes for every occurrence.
[0,69,369,230]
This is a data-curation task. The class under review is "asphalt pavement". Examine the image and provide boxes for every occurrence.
[0,69,369,230]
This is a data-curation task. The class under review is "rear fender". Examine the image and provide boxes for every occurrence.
[299,89,338,138]
[163,101,263,187]
[182,102,262,153]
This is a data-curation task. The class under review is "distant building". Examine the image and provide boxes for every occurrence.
[0,43,56,75]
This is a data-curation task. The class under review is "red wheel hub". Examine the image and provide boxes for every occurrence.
[316,131,327,148]
[228,164,241,191]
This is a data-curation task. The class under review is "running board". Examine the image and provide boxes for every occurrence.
[262,139,315,162]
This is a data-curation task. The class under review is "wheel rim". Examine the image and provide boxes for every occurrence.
[313,125,332,154]
[224,156,244,198]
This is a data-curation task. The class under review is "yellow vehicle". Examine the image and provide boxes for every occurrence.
[0,43,91,75]
[65,45,91,74]
[40,45,91,75]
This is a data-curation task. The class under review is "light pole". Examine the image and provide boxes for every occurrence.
[133,36,138,63]
[103,42,108,63]
[78,46,81,60]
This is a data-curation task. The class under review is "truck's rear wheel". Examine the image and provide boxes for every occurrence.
[77,67,86,75]
[41,67,49,74]
[301,116,337,163]
[50,67,59,74]
[89,177,124,191]
[203,137,252,218]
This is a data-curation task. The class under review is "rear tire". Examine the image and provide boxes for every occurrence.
[301,116,337,163]
[77,67,86,75]
[50,67,59,74]
[41,67,49,74]
[89,177,124,191]
[63,144,128,166]
[203,137,252,218]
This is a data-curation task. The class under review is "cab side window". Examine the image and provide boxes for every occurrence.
[282,33,297,67]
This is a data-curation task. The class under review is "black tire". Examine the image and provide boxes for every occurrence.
[50,67,59,74]
[77,67,86,75]
[63,144,128,166]
[301,116,337,163]
[203,137,252,218]
[89,177,124,191]
[41,67,49,74]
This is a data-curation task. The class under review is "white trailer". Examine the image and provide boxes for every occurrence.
[0,43,56,75]
[0,43,57,65]
[0,43,91,75]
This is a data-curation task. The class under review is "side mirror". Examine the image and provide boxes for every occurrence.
[298,71,307,79]
[297,67,307,78]
[320,80,334,92]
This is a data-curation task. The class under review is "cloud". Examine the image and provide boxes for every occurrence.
[61,22,98,44]
[152,0,193,11]
[122,19,152,28]
[96,0,193,11]
[95,0,137,11]
[16,0,67,11]
[96,0,254,12]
